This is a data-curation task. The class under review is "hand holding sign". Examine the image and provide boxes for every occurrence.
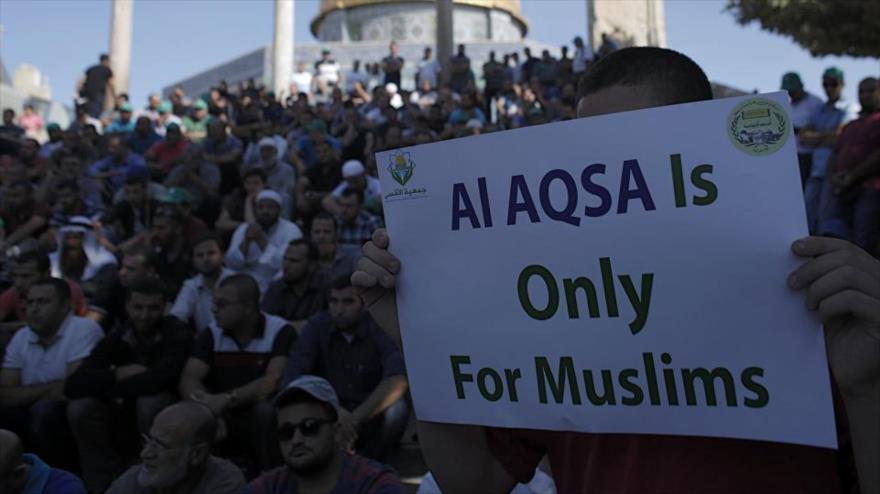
[353,229,401,343]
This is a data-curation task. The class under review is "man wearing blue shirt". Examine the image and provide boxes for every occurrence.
[0,429,86,494]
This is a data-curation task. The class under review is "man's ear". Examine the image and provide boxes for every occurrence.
[189,443,210,466]
[12,464,29,486]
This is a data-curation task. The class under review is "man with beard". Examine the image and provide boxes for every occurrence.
[127,116,161,155]
[91,246,157,331]
[310,212,361,282]
[296,141,342,222]
[49,217,118,301]
[145,206,192,299]
[171,234,233,333]
[247,138,296,212]
[335,188,382,247]
[66,278,192,493]
[179,274,296,472]
[106,401,244,494]
[243,375,403,493]
[262,239,328,331]
[225,190,302,293]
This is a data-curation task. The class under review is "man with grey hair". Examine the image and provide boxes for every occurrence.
[106,402,244,494]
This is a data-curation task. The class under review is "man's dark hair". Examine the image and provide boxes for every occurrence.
[126,276,167,302]
[191,232,224,253]
[311,211,338,230]
[100,54,110,62]
[14,250,51,274]
[331,274,354,291]
[577,47,712,106]
[29,278,71,303]
[242,167,267,182]
[219,274,261,307]
[55,178,80,193]
[340,187,364,204]
[287,238,320,263]
[122,245,158,272]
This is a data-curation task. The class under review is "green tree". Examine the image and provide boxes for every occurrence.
[726,0,880,58]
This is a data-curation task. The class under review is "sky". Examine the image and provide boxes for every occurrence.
[0,0,877,108]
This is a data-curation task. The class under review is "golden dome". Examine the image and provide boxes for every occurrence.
[311,0,528,38]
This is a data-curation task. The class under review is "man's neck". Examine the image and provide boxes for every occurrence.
[230,314,261,345]
[296,451,343,494]
[161,462,208,494]
[287,271,314,294]
[202,268,222,287]
[36,322,63,347]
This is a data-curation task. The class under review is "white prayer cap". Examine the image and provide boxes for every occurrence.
[341,160,365,178]
[256,189,283,206]
[258,137,277,150]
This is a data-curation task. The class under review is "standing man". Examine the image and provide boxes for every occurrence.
[382,42,404,87]
[225,190,302,293]
[416,47,440,90]
[782,72,824,188]
[171,234,233,333]
[243,376,404,493]
[284,277,408,460]
[314,48,342,102]
[65,278,192,493]
[482,51,506,115]
[179,274,297,472]
[571,36,592,80]
[817,77,880,253]
[78,54,115,119]
[0,279,103,468]
[449,44,474,94]
[799,67,858,233]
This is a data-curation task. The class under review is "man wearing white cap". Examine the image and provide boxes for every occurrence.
[322,160,382,216]
[248,138,296,215]
[225,190,303,293]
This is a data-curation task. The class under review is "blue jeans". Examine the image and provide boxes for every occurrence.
[817,180,880,252]
[804,176,824,234]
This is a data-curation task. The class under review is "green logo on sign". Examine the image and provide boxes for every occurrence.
[388,151,415,186]
[727,98,789,156]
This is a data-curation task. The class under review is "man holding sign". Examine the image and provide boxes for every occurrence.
[353,48,880,494]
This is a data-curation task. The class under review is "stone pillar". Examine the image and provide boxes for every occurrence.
[109,0,134,96]
[273,0,294,97]
[436,0,454,81]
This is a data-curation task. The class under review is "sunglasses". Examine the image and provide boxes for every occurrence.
[276,418,335,441]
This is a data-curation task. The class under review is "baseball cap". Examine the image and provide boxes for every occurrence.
[780,72,803,91]
[159,187,191,205]
[158,101,173,114]
[322,47,331,54]
[192,99,208,110]
[274,375,341,419]
[822,67,844,82]
[46,123,61,131]
[342,160,365,178]
[120,103,134,112]
[165,122,181,132]
[256,189,283,207]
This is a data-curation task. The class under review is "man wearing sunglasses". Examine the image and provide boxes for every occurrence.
[244,375,403,494]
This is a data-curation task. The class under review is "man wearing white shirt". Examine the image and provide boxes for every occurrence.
[416,47,441,89]
[572,36,593,78]
[291,62,314,101]
[344,60,370,95]
[225,190,303,293]
[0,278,103,466]
[171,234,234,332]
[322,160,382,216]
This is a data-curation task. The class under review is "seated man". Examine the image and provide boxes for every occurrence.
[146,206,192,299]
[87,135,147,203]
[225,190,303,293]
[335,188,383,246]
[49,216,118,290]
[65,278,192,493]
[0,251,88,338]
[163,146,221,223]
[170,234,233,333]
[310,212,361,282]
[321,160,382,216]
[106,402,245,494]
[179,274,297,472]
[244,376,404,493]
[90,245,157,331]
[284,276,408,460]
[261,239,328,331]
[0,429,86,494]
[143,122,188,181]
[0,180,49,251]
[0,279,103,468]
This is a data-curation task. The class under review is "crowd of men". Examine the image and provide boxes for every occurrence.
[0,34,877,494]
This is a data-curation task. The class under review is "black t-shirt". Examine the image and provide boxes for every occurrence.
[382,56,404,85]
[305,162,342,192]
[83,64,113,98]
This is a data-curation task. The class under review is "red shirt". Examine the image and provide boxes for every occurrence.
[148,139,189,174]
[0,280,88,321]
[487,429,840,494]
[830,111,880,190]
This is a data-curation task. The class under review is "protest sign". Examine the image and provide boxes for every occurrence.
[377,92,837,449]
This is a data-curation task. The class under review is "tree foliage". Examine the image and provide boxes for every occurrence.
[725,0,880,58]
